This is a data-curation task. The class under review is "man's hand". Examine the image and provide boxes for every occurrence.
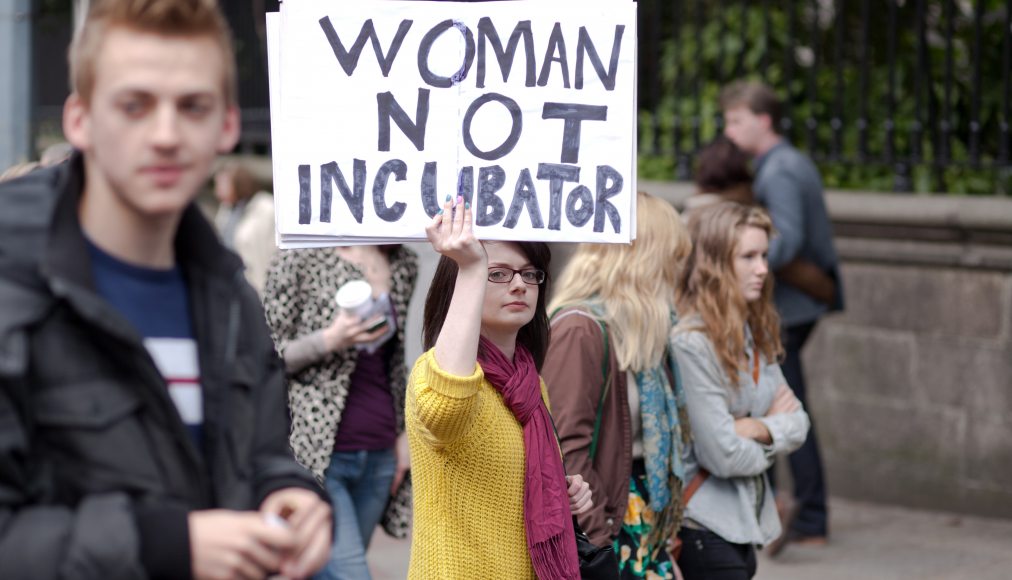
[390,432,410,495]
[260,488,332,579]
[189,510,296,580]
[566,474,593,515]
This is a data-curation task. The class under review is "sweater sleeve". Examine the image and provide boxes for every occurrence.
[671,332,774,478]
[408,349,484,448]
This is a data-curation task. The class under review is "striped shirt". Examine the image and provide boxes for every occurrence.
[87,240,204,447]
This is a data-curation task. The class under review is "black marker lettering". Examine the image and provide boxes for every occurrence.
[536,163,581,231]
[418,20,476,88]
[462,93,523,161]
[476,165,506,226]
[421,161,440,217]
[542,102,608,164]
[566,185,593,227]
[504,169,544,229]
[319,17,412,77]
[377,88,430,152]
[373,160,408,222]
[537,22,570,88]
[575,25,624,90]
[457,166,474,206]
[321,160,367,224]
[476,18,535,88]
[298,165,312,224]
[594,165,623,233]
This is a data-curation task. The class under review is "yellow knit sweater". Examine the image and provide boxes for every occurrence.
[406,349,551,580]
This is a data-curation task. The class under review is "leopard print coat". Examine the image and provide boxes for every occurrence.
[262,245,418,537]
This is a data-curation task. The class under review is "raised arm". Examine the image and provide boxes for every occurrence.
[426,196,487,376]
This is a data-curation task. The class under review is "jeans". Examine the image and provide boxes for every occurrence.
[677,528,757,580]
[770,321,829,537]
[313,448,396,580]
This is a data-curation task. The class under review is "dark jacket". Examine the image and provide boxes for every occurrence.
[543,309,631,547]
[0,157,324,579]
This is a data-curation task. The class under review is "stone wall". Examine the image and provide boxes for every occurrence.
[643,181,1012,519]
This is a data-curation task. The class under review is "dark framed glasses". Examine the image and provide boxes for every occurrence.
[487,268,546,285]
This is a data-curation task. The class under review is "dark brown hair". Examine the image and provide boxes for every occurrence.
[694,136,754,194]
[422,242,552,370]
[719,80,783,135]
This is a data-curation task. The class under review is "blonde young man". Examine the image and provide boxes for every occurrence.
[0,1,331,578]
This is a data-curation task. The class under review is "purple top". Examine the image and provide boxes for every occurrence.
[333,343,397,452]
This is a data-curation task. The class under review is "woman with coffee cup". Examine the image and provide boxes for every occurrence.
[406,195,593,579]
[263,243,418,580]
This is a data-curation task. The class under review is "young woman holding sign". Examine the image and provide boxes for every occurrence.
[263,243,417,580]
[407,196,592,579]
[670,202,810,580]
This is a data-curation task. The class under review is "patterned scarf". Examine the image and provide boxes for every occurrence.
[588,304,691,545]
[477,336,580,580]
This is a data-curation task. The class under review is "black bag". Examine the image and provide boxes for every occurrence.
[574,516,620,579]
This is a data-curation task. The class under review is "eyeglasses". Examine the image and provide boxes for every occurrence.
[487,268,546,285]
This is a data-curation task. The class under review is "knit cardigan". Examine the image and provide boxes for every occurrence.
[406,349,554,579]
[262,245,418,535]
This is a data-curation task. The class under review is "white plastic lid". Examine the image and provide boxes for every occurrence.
[335,280,373,310]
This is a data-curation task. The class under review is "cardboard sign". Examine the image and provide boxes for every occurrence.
[269,1,637,247]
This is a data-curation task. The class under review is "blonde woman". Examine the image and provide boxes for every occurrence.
[543,191,693,579]
[671,202,810,580]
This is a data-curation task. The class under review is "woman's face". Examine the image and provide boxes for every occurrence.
[733,225,769,303]
[481,241,539,335]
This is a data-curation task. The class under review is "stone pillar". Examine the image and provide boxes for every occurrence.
[0,0,33,171]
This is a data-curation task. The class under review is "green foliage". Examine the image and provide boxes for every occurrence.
[637,0,1011,195]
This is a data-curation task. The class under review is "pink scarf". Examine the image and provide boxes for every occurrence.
[477,336,580,580]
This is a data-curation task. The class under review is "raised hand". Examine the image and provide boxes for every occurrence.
[425,195,486,270]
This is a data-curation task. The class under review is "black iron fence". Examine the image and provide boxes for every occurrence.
[31,1,1012,194]
[638,0,1012,195]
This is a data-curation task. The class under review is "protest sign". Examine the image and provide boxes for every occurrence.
[270,0,637,247]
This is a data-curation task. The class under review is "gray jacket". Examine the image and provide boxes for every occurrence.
[670,318,810,546]
[754,141,842,326]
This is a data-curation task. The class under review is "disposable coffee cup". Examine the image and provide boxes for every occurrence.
[335,280,375,319]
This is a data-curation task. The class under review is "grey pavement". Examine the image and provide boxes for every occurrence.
[367,496,1012,579]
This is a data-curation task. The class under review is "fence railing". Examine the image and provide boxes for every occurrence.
[30,1,1012,194]
[637,0,1012,195]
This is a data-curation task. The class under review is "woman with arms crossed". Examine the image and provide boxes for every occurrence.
[671,202,810,580]
[407,196,592,579]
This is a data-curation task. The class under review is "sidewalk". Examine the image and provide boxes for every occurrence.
[367,496,1012,579]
